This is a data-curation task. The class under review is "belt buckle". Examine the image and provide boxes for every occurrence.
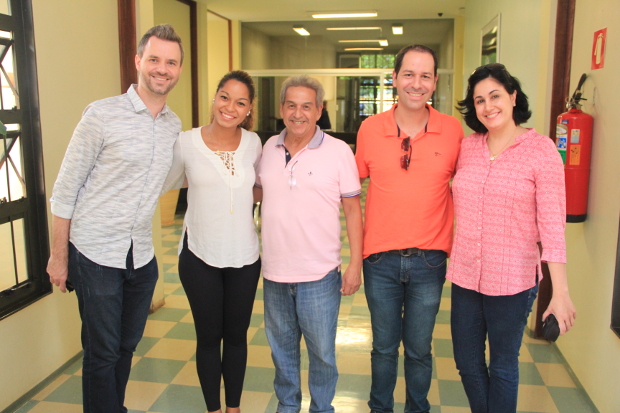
[401,248,418,257]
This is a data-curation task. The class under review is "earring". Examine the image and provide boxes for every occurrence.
[212,99,215,103]
[246,113,250,117]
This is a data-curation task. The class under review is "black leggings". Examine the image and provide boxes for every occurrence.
[179,235,260,412]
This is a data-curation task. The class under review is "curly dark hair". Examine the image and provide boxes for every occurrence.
[457,63,531,133]
[212,70,256,131]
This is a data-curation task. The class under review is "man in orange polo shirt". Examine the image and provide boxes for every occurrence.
[355,45,464,413]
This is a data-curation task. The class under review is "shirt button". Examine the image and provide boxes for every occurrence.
[477,243,481,246]
[478,227,481,230]
[477,259,481,262]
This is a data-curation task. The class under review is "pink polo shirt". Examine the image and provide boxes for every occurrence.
[256,127,361,283]
[446,129,566,296]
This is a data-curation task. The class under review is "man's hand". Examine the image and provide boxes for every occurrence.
[47,254,68,293]
[48,215,72,293]
[341,264,361,296]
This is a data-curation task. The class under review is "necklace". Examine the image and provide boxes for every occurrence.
[488,135,514,161]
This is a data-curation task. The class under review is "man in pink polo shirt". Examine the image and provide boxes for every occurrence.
[256,75,363,413]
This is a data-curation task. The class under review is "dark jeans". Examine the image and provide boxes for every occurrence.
[69,243,158,413]
[179,237,260,412]
[363,249,447,413]
[451,283,538,413]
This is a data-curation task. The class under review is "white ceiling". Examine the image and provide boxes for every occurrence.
[202,0,466,22]
[242,19,455,53]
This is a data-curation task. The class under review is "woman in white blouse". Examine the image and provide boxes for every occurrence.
[162,71,261,413]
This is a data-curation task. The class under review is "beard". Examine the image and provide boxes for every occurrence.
[139,70,179,96]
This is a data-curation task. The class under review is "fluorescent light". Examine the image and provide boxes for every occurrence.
[338,39,388,46]
[344,47,383,51]
[312,12,378,19]
[392,24,403,35]
[293,25,310,36]
[326,26,381,31]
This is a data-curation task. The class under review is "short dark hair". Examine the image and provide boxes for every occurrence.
[457,63,531,133]
[137,24,184,65]
[394,44,438,76]
[213,70,256,131]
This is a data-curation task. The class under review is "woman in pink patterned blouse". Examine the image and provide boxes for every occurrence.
[447,63,576,413]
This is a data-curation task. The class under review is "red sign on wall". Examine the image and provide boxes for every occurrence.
[592,28,607,70]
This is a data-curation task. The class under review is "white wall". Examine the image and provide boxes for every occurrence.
[558,1,620,411]
[0,1,120,410]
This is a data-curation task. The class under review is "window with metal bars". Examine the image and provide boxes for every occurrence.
[0,0,50,320]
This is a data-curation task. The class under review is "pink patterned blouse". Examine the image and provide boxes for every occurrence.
[446,129,566,296]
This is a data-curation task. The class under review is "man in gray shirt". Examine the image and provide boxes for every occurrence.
[47,24,183,413]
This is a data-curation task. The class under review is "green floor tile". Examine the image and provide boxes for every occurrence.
[441,285,452,298]
[241,366,276,392]
[129,358,187,383]
[349,305,371,318]
[149,384,206,413]
[164,322,197,340]
[435,309,450,324]
[43,375,82,404]
[429,405,441,413]
[148,307,189,322]
[135,336,161,357]
[163,272,181,284]
[438,379,469,407]
[335,373,372,399]
[340,294,355,305]
[249,313,264,327]
[548,386,598,413]
[162,240,179,248]
[170,285,186,295]
[518,362,545,385]
[254,288,264,300]
[163,263,176,272]
[13,400,38,413]
[63,357,83,375]
[249,327,270,346]
[524,343,564,363]
[433,338,454,358]
[128,410,146,413]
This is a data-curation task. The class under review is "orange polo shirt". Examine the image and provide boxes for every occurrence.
[355,104,464,257]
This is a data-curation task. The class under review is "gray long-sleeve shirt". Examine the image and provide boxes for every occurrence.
[51,85,181,269]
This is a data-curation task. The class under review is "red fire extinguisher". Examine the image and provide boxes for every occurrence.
[556,73,593,223]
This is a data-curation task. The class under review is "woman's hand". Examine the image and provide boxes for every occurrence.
[543,290,576,335]
[543,262,577,335]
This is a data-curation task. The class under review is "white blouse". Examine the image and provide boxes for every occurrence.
[162,127,262,268]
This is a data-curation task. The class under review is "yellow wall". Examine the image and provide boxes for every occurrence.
[558,1,620,411]
[463,0,554,135]
[153,0,192,130]
[0,0,120,410]
[206,11,231,104]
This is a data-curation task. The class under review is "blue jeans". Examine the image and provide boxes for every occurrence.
[264,268,341,413]
[451,283,538,413]
[69,243,158,413]
[363,250,447,413]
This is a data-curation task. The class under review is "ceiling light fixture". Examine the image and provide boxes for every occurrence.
[339,39,388,45]
[293,25,310,36]
[344,47,383,51]
[326,26,381,31]
[392,24,403,35]
[312,12,378,19]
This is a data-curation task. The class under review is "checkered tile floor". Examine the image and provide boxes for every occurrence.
[13,186,597,413]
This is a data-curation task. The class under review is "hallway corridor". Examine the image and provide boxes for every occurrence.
[14,189,597,413]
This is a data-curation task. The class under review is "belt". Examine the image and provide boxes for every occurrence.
[387,248,421,257]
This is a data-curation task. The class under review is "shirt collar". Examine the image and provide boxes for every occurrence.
[127,84,171,116]
[383,103,443,138]
[275,125,325,149]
